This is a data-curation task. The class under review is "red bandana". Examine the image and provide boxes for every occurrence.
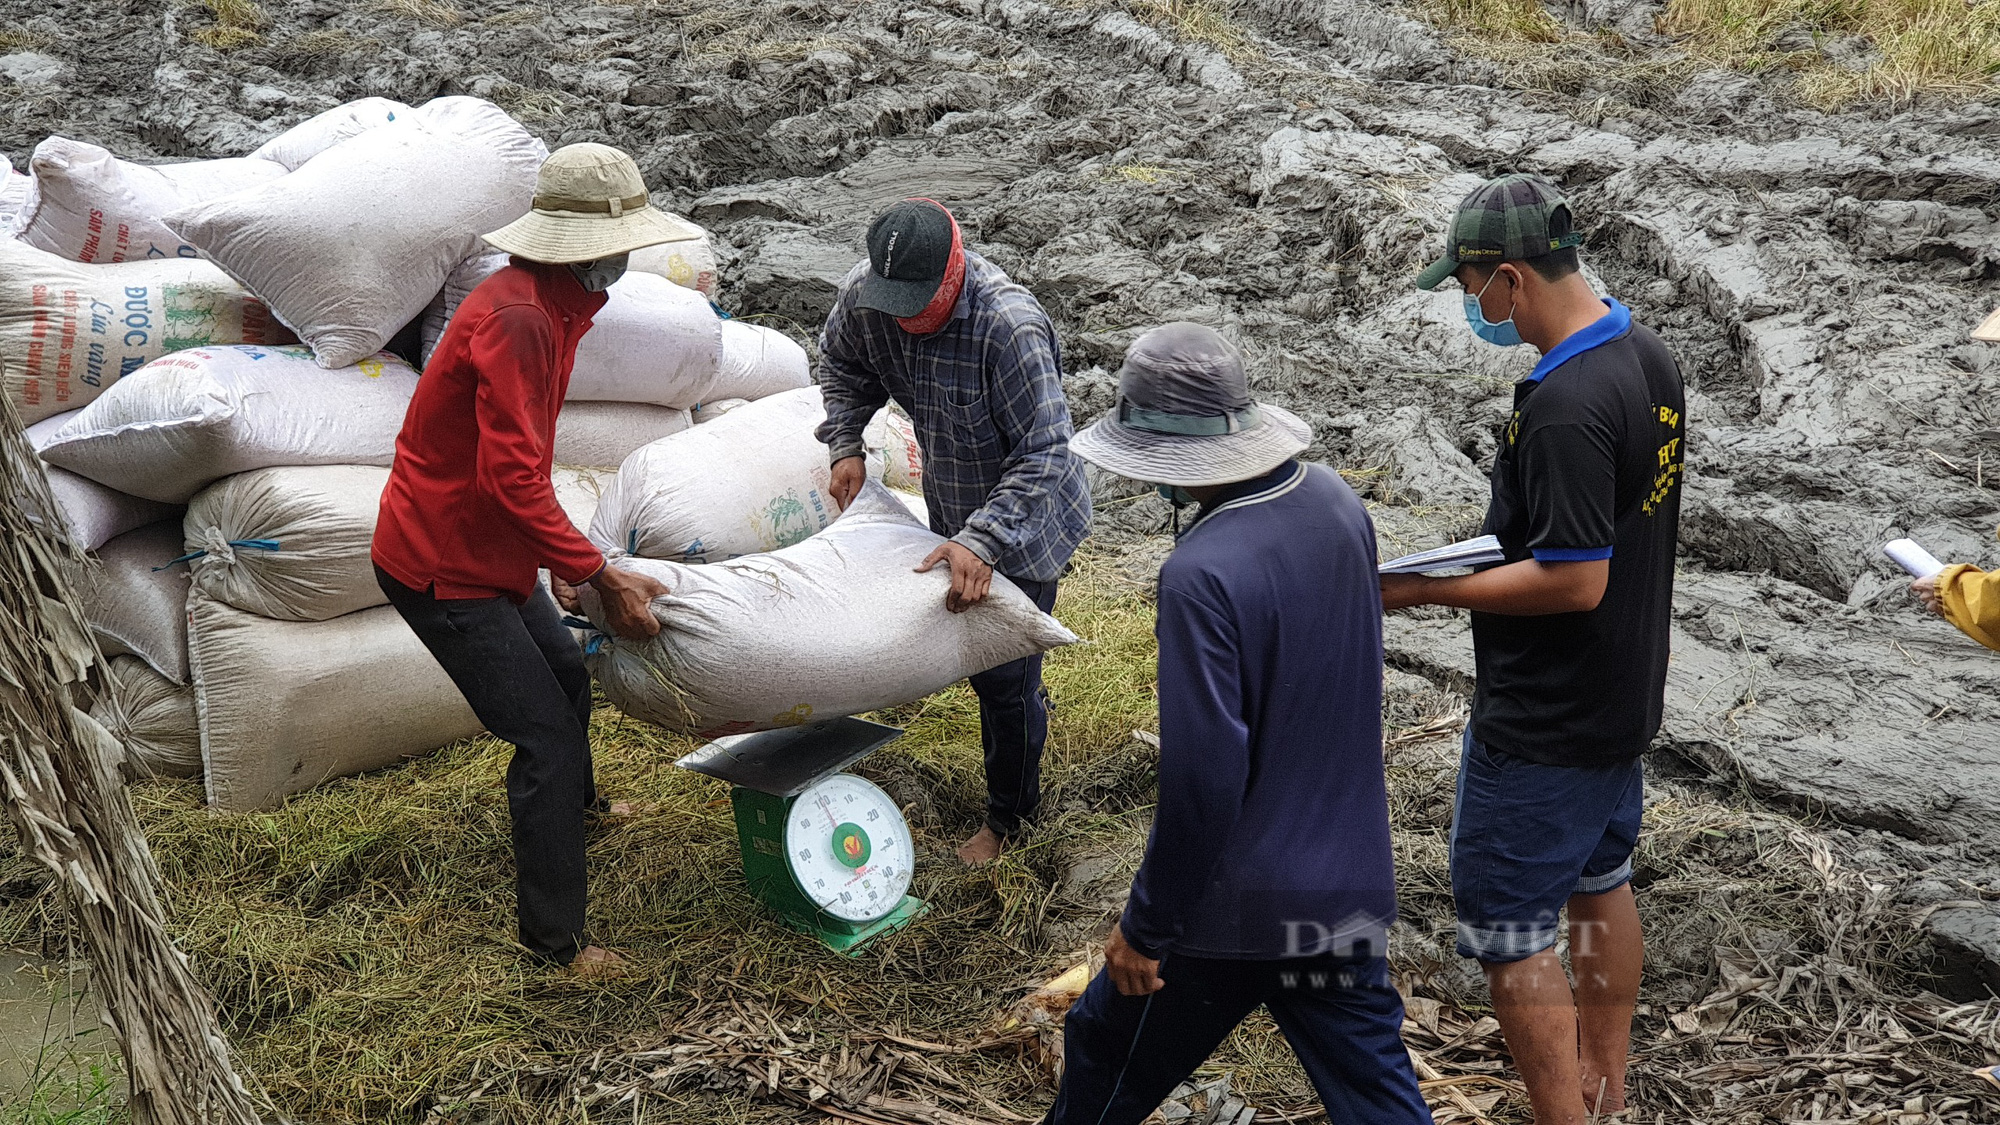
[896,203,965,336]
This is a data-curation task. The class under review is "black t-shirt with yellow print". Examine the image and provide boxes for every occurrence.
[1470,299,1686,767]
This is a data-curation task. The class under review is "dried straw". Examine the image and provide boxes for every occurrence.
[2,529,1998,1123]
[0,389,265,1124]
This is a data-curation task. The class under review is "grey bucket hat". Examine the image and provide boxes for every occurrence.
[1070,323,1311,488]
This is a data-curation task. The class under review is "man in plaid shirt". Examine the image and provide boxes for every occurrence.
[816,198,1091,864]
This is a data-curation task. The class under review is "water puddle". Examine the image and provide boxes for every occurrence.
[0,951,122,1114]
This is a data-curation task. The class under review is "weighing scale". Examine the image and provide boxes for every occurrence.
[676,717,927,954]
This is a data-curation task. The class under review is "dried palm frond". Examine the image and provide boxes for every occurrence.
[0,388,266,1124]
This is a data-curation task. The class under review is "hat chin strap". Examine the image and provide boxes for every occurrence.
[1118,400,1264,436]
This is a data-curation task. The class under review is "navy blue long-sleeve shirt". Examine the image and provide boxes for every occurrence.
[1119,460,1399,961]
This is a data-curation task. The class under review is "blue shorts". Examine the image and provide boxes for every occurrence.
[1450,728,1643,963]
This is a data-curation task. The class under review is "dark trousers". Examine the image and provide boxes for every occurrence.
[969,576,1057,838]
[1046,952,1434,1125]
[376,567,596,965]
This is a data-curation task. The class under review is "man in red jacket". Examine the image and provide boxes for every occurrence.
[373,144,694,972]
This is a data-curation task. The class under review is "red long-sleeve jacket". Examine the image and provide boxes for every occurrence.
[373,259,607,602]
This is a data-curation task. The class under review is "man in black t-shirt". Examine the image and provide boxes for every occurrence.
[1382,174,1684,1125]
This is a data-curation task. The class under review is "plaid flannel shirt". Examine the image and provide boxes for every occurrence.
[815,251,1090,583]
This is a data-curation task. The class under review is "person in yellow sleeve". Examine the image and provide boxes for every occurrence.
[1912,537,2000,651]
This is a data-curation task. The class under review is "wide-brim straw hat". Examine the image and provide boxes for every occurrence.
[1071,322,1310,488]
[483,142,702,264]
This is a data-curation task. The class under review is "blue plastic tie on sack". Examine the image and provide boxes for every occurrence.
[151,538,280,573]
[627,529,639,554]
[562,615,610,655]
[709,301,733,320]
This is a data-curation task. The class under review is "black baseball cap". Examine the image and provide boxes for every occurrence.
[855,199,957,317]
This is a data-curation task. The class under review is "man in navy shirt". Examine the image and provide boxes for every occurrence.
[1048,323,1431,1125]
[1384,174,1684,1124]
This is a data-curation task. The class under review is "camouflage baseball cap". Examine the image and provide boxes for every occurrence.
[1416,173,1584,290]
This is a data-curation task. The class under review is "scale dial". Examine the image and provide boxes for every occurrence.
[784,773,913,923]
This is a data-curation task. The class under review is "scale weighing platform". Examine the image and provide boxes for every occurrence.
[676,717,927,954]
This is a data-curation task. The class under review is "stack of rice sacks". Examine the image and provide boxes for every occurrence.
[1,96,810,810]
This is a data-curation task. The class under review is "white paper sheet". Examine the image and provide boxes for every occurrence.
[1379,534,1506,575]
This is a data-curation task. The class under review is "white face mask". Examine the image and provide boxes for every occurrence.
[568,253,629,292]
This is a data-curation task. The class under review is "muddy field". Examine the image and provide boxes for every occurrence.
[5,0,2000,1119]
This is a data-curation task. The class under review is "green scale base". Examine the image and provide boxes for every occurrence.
[731,784,928,956]
[679,718,929,956]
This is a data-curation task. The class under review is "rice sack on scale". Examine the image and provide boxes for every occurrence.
[581,480,1076,738]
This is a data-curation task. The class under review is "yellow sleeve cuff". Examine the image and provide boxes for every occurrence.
[1937,563,2000,652]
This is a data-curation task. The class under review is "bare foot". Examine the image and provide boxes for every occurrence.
[957,826,1004,866]
[570,945,628,978]
[1582,1074,1626,1117]
[589,799,646,823]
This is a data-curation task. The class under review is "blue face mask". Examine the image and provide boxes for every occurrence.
[1462,269,1524,348]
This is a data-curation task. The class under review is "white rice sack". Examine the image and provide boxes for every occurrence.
[39,466,180,550]
[18,411,179,550]
[90,654,201,780]
[248,97,411,170]
[892,488,929,524]
[421,265,727,406]
[24,409,75,453]
[581,480,1076,738]
[628,223,719,295]
[184,465,388,622]
[164,96,545,369]
[553,465,615,531]
[567,271,725,408]
[417,248,509,366]
[555,401,692,469]
[0,240,292,424]
[407,95,549,162]
[691,397,749,424]
[84,520,190,684]
[540,468,614,621]
[190,596,482,811]
[589,386,836,563]
[17,137,287,262]
[864,406,924,492]
[709,318,810,402]
[1,155,31,233]
[40,344,416,503]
